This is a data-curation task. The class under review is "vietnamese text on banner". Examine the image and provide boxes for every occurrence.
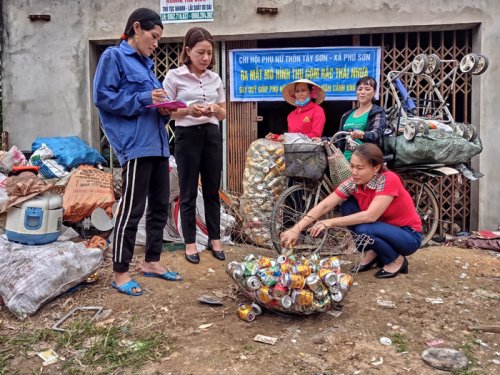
[229,47,381,102]
[160,0,214,23]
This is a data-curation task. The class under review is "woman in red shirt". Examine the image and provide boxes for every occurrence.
[282,79,326,139]
[280,143,422,279]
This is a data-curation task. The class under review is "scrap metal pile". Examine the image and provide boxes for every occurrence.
[228,252,354,316]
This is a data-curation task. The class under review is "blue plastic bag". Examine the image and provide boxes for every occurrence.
[32,136,106,170]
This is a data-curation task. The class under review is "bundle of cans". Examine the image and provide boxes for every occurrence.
[240,139,287,247]
[228,252,354,316]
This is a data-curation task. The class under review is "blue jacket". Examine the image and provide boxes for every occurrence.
[93,41,170,166]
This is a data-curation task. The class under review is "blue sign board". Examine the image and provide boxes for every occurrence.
[229,47,381,101]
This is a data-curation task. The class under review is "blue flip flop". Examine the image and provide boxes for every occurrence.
[143,271,183,281]
[111,279,144,296]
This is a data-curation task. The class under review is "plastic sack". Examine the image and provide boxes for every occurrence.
[384,131,483,167]
[0,237,103,320]
[63,166,115,222]
[28,144,69,179]
[32,136,106,170]
[0,146,27,174]
[241,139,287,248]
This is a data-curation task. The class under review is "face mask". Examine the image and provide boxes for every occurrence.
[294,97,311,107]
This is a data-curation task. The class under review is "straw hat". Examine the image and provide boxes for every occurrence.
[282,79,326,106]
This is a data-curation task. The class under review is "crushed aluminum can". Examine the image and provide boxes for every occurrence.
[257,271,278,287]
[291,289,314,306]
[244,254,257,262]
[292,264,311,277]
[231,263,245,279]
[330,290,345,303]
[255,286,274,304]
[257,256,272,269]
[312,295,331,312]
[267,265,282,277]
[280,262,292,274]
[327,256,341,272]
[272,282,289,298]
[279,295,293,309]
[318,268,338,286]
[243,261,260,276]
[426,338,446,347]
[313,283,329,299]
[237,304,256,322]
[277,255,290,264]
[246,276,262,290]
[305,273,322,292]
[280,273,305,289]
[337,273,353,291]
[250,302,262,316]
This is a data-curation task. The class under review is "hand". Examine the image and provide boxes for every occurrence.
[350,130,365,140]
[158,107,171,116]
[308,220,329,237]
[151,89,167,104]
[311,137,321,142]
[280,229,299,248]
[189,103,206,118]
[202,104,217,117]
[277,134,284,142]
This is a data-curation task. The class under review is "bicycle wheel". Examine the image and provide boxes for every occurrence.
[403,178,439,245]
[270,183,331,255]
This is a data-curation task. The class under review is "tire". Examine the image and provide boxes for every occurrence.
[270,184,331,255]
[452,122,466,138]
[464,123,477,142]
[459,53,478,73]
[411,54,429,75]
[426,54,441,74]
[403,178,439,246]
[403,121,418,141]
[472,54,489,75]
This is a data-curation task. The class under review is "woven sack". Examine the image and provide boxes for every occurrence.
[325,142,351,189]
[284,142,327,180]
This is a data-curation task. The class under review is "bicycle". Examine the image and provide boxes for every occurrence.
[269,132,355,255]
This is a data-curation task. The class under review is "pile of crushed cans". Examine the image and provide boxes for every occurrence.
[229,252,354,320]
[240,139,288,247]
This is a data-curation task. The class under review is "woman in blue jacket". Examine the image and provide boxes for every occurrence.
[93,8,182,296]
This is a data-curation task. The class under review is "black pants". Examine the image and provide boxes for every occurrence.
[175,124,222,244]
[113,156,170,273]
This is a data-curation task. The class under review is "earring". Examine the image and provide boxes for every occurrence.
[134,35,138,42]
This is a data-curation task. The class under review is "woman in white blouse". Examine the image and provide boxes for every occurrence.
[163,27,226,264]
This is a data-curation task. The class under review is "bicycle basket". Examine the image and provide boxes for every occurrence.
[325,142,351,189]
[284,142,327,180]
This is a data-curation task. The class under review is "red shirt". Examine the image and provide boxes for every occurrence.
[335,170,422,232]
[287,102,326,138]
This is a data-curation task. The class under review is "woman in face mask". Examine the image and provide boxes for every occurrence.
[281,79,326,139]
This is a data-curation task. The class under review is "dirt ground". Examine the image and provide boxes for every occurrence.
[1,243,499,375]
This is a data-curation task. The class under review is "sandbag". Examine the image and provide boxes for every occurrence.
[63,166,115,222]
[384,130,482,167]
[0,237,103,320]
[32,136,106,169]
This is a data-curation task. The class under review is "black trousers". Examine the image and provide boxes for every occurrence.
[113,156,170,273]
[174,124,222,244]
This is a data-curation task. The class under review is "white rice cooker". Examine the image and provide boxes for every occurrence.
[6,193,63,245]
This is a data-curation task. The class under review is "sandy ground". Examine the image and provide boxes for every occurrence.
[1,243,499,374]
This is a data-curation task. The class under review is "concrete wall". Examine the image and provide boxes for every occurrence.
[2,0,499,229]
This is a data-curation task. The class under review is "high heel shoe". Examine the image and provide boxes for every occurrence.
[375,257,408,279]
[351,257,379,273]
[207,241,225,261]
[185,251,200,264]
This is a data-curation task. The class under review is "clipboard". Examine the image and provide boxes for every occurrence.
[146,101,187,110]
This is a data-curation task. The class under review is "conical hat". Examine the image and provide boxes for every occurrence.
[282,79,326,106]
